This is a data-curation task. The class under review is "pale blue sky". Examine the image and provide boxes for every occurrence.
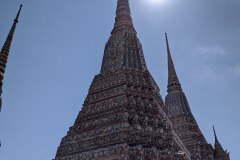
[0,0,239,159]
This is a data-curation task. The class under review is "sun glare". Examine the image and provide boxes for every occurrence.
[149,0,167,4]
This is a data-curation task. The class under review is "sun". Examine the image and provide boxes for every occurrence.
[149,0,167,4]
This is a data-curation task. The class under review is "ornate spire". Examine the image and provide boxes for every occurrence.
[0,4,22,112]
[111,0,136,35]
[165,33,182,93]
[55,1,191,159]
[165,33,214,159]
[213,126,220,145]
[213,126,230,159]
[100,0,147,73]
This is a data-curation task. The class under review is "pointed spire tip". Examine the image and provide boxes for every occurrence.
[111,0,135,34]
[14,4,23,22]
[213,125,216,136]
[213,125,219,143]
[166,33,182,92]
[165,33,169,45]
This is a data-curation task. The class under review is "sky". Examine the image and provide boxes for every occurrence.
[0,0,239,159]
